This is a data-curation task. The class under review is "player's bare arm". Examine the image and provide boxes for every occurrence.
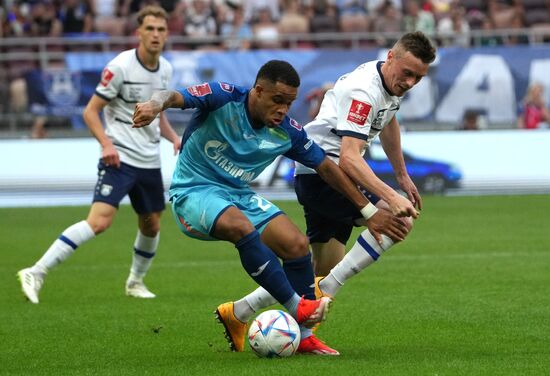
[133,90,184,128]
[159,112,181,155]
[83,94,120,168]
[314,157,368,208]
[314,157,408,243]
[379,117,422,211]
[339,135,418,218]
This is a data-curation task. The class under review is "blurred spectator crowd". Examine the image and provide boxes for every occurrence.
[2,0,550,136]
[1,0,550,49]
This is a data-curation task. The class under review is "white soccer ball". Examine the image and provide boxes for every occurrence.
[248,310,301,358]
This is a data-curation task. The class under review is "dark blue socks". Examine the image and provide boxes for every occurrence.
[235,230,295,305]
[283,253,315,300]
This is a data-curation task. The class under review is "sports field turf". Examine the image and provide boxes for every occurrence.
[1,195,549,375]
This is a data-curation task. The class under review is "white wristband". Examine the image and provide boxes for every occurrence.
[360,203,379,220]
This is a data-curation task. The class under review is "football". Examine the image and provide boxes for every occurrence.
[248,310,301,358]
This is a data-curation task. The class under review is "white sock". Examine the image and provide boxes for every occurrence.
[320,230,394,297]
[233,297,255,323]
[283,294,301,319]
[129,230,159,281]
[33,220,95,274]
[300,326,312,340]
[233,287,277,322]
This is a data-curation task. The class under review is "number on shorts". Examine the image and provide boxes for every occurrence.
[250,195,272,211]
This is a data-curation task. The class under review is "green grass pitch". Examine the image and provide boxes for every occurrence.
[1,195,549,375]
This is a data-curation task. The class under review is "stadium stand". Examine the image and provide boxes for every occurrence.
[1,0,550,136]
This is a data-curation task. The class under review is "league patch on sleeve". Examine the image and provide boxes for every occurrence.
[219,82,234,93]
[100,68,114,87]
[289,118,302,131]
[346,99,371,126]
[187,83,212,97]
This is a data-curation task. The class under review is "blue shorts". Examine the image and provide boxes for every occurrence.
[170,185,282,241]
[93,160,165,214]
[294,173,380,245]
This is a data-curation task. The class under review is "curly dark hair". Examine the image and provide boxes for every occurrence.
[254,60,300,88]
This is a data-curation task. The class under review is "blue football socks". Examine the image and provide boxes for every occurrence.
[235,230,296,306]
[283,253,315,300]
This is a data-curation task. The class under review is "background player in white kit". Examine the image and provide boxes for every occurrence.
[17,6,180,303]
[216,32,436,355]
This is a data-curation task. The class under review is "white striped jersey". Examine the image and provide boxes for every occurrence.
[295,60,401,174]
[95,49,172,168]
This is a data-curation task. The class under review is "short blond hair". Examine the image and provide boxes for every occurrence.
[137,5,168,25]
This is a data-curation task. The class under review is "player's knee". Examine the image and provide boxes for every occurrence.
[218,220,256,243]
[140,222,160,236]
[282,233,310,259]
[88,218,112,234]
[394,217,414,243]
[139,213,161,236]
[141,227,160,238]
[404,216,413,232]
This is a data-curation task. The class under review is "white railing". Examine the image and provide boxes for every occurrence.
[1,28,550,67]
[1,28,549,135]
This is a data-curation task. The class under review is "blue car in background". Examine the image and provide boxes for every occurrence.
[271,143,462,194]
[364,143,462,194]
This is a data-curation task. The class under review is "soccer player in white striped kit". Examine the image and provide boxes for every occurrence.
[17,6,180,303]
[217,32,436,355]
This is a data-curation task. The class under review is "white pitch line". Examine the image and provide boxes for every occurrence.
[5,250,547,273]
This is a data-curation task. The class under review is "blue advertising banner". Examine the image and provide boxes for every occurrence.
[25,46,550,127]
[25,69,101,129]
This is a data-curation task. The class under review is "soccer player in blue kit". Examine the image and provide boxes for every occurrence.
[132,60,403,354]
[216,32,435,355]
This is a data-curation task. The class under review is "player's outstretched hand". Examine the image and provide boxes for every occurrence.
[133,101,162,128]
[367,209,409,244]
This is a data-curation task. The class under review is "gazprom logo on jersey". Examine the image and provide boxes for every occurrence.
[204,140,255,183]
[43,70,81,106]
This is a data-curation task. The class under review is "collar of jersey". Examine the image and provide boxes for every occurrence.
[135,48,160,73]
[377,61,395,97]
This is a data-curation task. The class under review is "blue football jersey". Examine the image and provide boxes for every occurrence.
[169,81,325,196]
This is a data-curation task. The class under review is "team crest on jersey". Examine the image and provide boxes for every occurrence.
[100,68,114,87]
[347,99,371,126]
[289,118,302,131]
[187,83,212,97]
[219,82,234,93]
[100,184,113,196]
